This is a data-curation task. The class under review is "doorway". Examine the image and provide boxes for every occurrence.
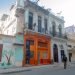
[61,50,65,61]
[53,44,58,62]
[26,40,30,64]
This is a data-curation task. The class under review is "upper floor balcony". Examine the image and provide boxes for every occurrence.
[23,25,67,40]
[15,4,25,17]
[50,31,68,39]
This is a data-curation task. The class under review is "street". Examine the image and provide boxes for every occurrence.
[1,65,75,75]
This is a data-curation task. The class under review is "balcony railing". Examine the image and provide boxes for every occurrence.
[50,31,68,39]
[24,27,67,39]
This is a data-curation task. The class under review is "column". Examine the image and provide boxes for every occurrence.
[35,37,38,65]
[58,46,62,63]
[51,40,54,60]
[48,39,51,64]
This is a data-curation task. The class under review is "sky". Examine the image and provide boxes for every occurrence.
[0,0,15,15]
[0,0,75,27]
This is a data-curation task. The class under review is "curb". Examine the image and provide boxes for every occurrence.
[0,64,75,74]
[0,65,54,74]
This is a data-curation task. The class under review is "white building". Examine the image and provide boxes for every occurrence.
[0,0,68,66]
[65,25,75,34]
[0,14,8,34]
[65,26,75,62]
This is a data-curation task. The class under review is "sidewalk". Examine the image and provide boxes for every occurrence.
[0,62,75,74]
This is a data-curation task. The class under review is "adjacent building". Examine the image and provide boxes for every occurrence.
[65,25,75,34]
[65,26,75,62]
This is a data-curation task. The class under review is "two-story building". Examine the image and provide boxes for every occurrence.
[0,0,68,66]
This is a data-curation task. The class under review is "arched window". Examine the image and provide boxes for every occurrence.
[52,21,56,36]
[58,24,62,37]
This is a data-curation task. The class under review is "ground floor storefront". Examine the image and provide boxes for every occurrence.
[0,33,69,68]
[22,32,51,66]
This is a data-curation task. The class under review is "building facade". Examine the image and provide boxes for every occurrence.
[0,0,68,67]
[67,38,75,62]
[65,25,75,62]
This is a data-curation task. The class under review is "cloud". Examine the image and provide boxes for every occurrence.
[39,0,75,27]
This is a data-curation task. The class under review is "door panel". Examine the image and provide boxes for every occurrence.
[38,51,40,64]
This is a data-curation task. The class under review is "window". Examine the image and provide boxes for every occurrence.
[44,18,48,33]
[26,40,30,53]
[61,50,65,56]
[68,45,72,48]
[58,24,62,37]
[26,40,34,50]
[28,12,33,30]
[30,40,34,45]
[38,42,47,48]
[38,16,42,32]
[52,21,56,36]
[60,45,64,49]
[61,50,65,61]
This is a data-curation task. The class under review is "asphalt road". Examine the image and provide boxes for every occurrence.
[1,66,75,75]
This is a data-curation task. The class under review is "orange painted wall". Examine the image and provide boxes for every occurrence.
[22,32,51,66]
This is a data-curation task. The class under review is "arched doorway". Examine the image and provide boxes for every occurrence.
[53,44,58,62]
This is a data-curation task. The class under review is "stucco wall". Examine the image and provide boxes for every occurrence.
[51,38,68,63]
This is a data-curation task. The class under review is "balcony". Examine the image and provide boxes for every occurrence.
[15,6,25,17]
[24,25,67,39]
[49,30,68,39]
[24,28,50,38]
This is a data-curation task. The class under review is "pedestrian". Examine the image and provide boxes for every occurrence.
[63,55,67,69]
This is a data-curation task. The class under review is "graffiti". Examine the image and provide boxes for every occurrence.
[2,50,14,65]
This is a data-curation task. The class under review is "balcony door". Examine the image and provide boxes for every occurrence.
[38,16,42,32]
[26,40,30,64]
[28,12,33,30]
